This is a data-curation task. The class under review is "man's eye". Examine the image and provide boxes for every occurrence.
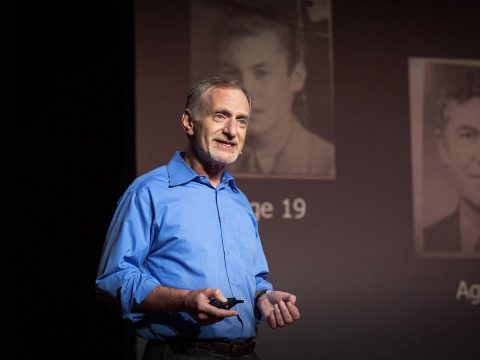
[214,114,225,121]
[458,130,478,140]
[254,69,269,79]
[237,119,248,126]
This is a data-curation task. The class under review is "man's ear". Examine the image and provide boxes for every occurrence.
[289,61,307,93]
[182,110,194,136]
[435,128,450,165]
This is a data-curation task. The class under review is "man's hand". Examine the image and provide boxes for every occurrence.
[256,290,300,329]
[184,288,238,325]
[138,286,238,325]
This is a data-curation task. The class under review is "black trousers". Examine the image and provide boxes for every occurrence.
[142,341,261,360]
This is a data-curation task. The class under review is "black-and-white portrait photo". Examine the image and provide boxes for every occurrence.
[410,57,480,258]
[190,0,335,179]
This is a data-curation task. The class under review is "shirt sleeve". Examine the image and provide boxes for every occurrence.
[254,238,273,292]
[95,187,160,321]
[237,191,273,295]
[253,227,273,324]
[252,214,273,293]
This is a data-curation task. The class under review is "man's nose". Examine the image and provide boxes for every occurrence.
[223,118,238,137]
[475,144,480,164]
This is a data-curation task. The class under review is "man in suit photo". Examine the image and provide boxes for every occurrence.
[423,66,480,257]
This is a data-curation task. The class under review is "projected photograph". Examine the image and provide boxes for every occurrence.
[190,0,336,180]
[409,57,480,259]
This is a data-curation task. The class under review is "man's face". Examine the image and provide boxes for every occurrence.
[217,30,305,137]
[437,97,480,210]
[189,87,250,165]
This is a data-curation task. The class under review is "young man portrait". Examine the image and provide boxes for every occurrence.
[191,0,335,179]
[423,66,480,257]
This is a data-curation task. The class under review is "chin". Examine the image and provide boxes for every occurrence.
[222,154,240,165]
[210,151,239,165]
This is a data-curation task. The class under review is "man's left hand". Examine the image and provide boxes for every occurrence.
[256,290,300,329]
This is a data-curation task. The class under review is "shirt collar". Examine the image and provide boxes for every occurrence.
[221,171,240,193]
[167,151,199,187]
[167,151,239,193]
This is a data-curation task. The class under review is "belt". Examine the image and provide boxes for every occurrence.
[196,340,256,357]
[148,339,256,358]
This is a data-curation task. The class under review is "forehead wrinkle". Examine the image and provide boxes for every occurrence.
[213,104,250,118]
[209,88,250,115]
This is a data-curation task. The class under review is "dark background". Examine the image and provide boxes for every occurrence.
[12,1,479,359]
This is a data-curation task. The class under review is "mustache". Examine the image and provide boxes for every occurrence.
[214,138,237,145]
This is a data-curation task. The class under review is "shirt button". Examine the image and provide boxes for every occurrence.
[227,248,232,254]
[222,217,228,223]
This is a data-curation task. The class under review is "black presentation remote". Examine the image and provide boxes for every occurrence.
[210,297,244,310]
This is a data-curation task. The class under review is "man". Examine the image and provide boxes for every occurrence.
[423,69,480,256]
[215,10,335,177]
[96,77,300,359]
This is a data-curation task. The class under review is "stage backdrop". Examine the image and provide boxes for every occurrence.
[134,0,479,358]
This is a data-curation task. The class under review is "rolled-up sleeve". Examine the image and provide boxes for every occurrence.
[95,187,160,320]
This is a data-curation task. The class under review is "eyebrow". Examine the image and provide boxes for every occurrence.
[251,63,269,69]
[454,124,479,132]
[214,108,250,119]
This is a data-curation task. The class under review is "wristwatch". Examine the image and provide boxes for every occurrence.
[254,289,271,305]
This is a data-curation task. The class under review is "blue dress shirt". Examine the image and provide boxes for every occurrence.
[96,151,273,341]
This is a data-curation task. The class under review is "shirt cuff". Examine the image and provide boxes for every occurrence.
[134,275,161,306]
[254,289,272,323]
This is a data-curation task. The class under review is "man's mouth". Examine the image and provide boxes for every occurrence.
[214,139,237,152]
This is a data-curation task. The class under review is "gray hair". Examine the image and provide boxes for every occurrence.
[185,76,252,120]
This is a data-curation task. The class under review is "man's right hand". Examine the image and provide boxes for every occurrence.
[184,288,238,325]
[139,286,238,325]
